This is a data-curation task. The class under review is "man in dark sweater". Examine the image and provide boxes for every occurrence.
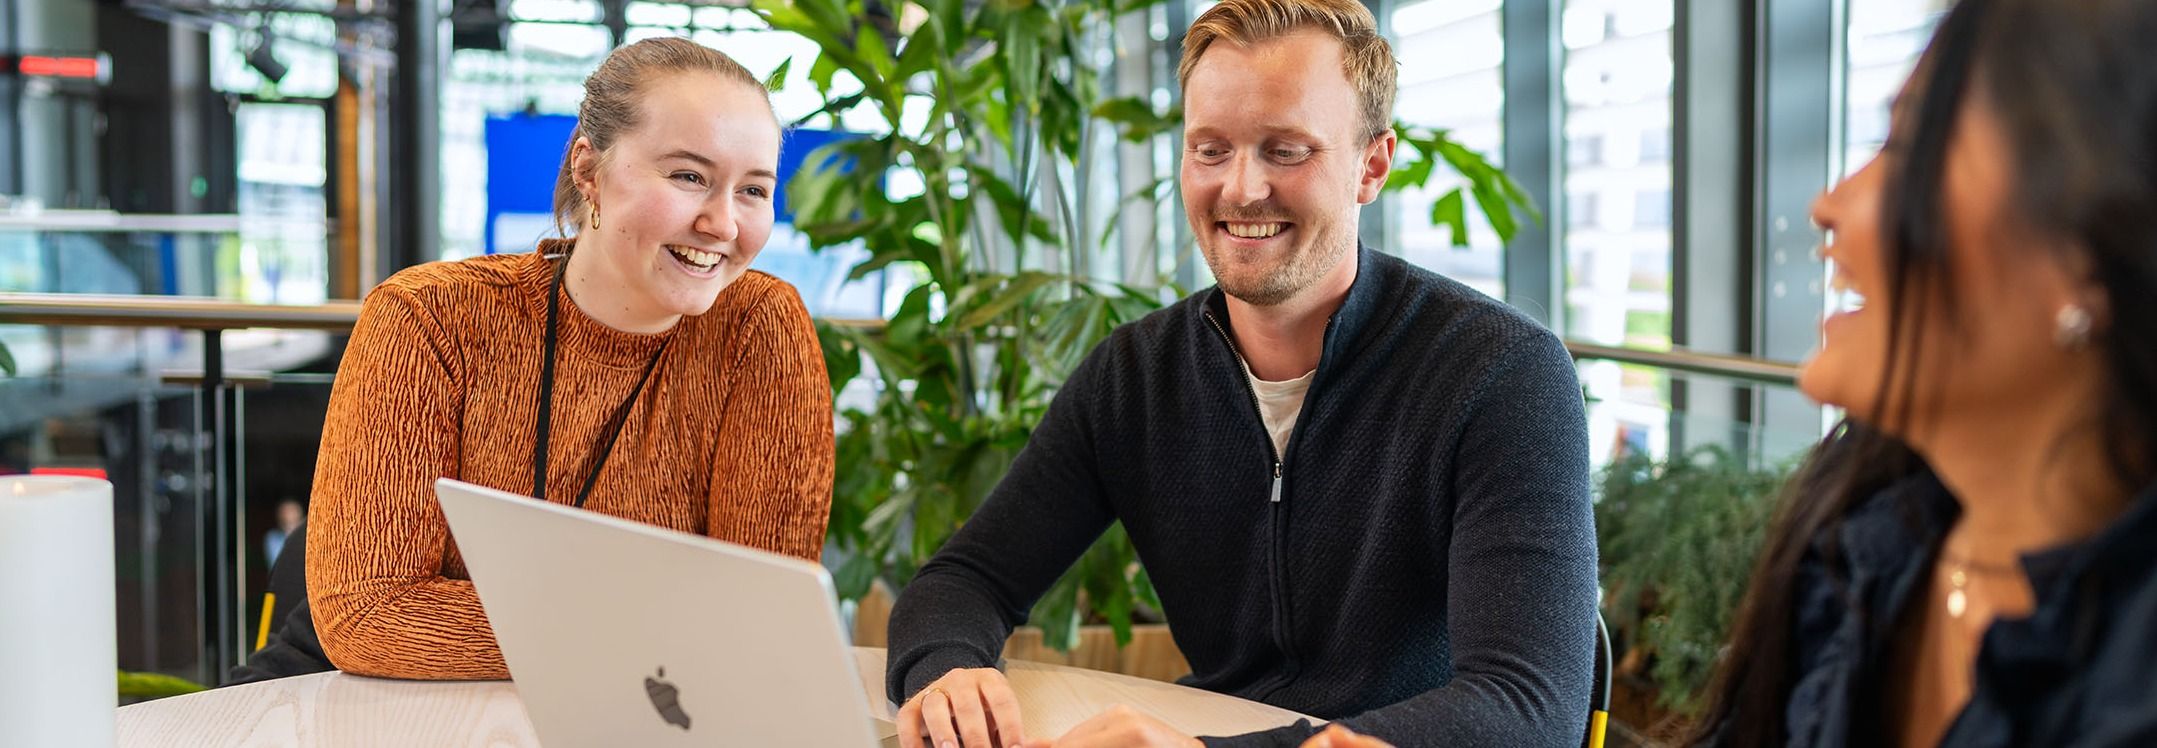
[887,1,1598,746]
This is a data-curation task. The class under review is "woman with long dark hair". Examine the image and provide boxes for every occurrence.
[1693,0,2157,745]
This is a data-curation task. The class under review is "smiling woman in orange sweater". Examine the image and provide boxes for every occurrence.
[305,37,834,680]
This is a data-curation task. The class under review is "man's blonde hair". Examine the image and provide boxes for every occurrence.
[1178,0,1398,142]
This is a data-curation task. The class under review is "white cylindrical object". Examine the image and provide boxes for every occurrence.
[0,476,117,747]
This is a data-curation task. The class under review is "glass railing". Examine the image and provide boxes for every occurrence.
[0,210,330,303]
[1,367,347,689]
[1570,346,1823,473]
[2,291,1818,689]
[0,294,350,688]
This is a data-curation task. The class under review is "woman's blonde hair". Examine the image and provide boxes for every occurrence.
[551,37,772,237]
[1178,0,1398,142]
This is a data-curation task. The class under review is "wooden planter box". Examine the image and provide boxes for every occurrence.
[851,581,1191,683]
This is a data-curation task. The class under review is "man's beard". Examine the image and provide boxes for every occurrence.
[1202,213,1353,307]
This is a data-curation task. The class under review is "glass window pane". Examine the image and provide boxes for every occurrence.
[1562,0,1674,462]
[508,22,612,59]
[235,103,330,305]
[1389,0,1505,298]
[1836,1,1944,319]
[1842,0,1943,178]
[625,2,694,28]
[510,0,602,24]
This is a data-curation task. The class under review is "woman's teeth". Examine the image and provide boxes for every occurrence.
[668,245,721,268]
[1224,222,1286,239]
[1830,271,1866,309]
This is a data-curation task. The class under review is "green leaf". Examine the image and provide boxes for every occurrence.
[1090,96,1152,124]
[1031,570,1084,652]
[119,671,206,699]
[1090,96,1182,143]
[855,26,898,92]
[816,322,863,393]
[954,271,1062,330]
[1001,8,1043,119]
[0,340,14,377]
[895,24,935,80]
[982,96,1015,148]
[809,51,842,96]
[832,549,879,601]
[764,56,792,93]
[1432,137,1530,241]
[790,0,854,41]
[931,0,968,57]
[964,165,1060,245]
[1429,188,1468,247]
[1040,75,1085,158]
[883,284,938,351]
[1099,176,1175,251]
[1132,563,1162,611]
[1385,147,1436,190]
[1469,180,1519,242]
[1496,170,1544,226]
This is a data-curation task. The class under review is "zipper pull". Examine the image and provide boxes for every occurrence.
[1270,462,1283,503]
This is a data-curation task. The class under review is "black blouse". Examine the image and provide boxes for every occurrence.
[1769,471,2157,747]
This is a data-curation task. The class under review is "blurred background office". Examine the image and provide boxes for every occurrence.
[0,0,1941,739]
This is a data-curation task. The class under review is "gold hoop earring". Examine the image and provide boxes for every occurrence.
[589,204,601,231]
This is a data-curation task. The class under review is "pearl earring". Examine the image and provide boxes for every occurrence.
[2054,304,2093,349]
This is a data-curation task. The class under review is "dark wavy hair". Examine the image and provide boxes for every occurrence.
[1689,0,2157,744]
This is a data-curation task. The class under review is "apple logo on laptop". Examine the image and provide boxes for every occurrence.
[644,666,692,730]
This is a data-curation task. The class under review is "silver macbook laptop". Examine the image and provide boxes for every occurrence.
[435,478,904,747]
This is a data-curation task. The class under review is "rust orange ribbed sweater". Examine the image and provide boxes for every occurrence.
[307,246,834,680]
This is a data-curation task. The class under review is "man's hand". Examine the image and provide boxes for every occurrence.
[1298,724,1393,748]
[898,667,1028,748]
[1018,704,1201,748]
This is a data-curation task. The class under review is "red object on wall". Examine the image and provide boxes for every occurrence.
[29,467,109,480]
[17,55,102,80]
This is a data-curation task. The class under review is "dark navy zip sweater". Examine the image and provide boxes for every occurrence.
[885,247,1599,746]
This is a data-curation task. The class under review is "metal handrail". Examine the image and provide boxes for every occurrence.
[1565,341,1801,386]
[0,210,256,233]
[0,293,363,330]
[0,292,1803,385]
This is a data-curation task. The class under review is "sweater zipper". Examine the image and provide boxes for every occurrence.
[1203,309,1300,689]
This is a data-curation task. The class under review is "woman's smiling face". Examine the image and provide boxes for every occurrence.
[1802,85,2099,441]
[572,71,782,328]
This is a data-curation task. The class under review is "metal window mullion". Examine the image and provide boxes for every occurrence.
[1500,0,1563,328]
[1750,0,1838,459]
[1671,0,1757,454]
[1358,0,1393,254]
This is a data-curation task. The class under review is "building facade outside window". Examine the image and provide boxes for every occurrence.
[1388,0,1506,299]
[1560,0,1675,464]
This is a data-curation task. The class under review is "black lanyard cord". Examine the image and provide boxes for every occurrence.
[532,256,669,508]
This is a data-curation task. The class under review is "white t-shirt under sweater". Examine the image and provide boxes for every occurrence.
[1244,367,1315,459]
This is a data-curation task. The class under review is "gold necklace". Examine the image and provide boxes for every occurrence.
[1939,552,2019,619]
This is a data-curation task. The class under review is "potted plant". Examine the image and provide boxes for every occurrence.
[761,0,1537,675]
[1594,444,1794,738]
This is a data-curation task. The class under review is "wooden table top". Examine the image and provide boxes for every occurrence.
[115,647,1313,746]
